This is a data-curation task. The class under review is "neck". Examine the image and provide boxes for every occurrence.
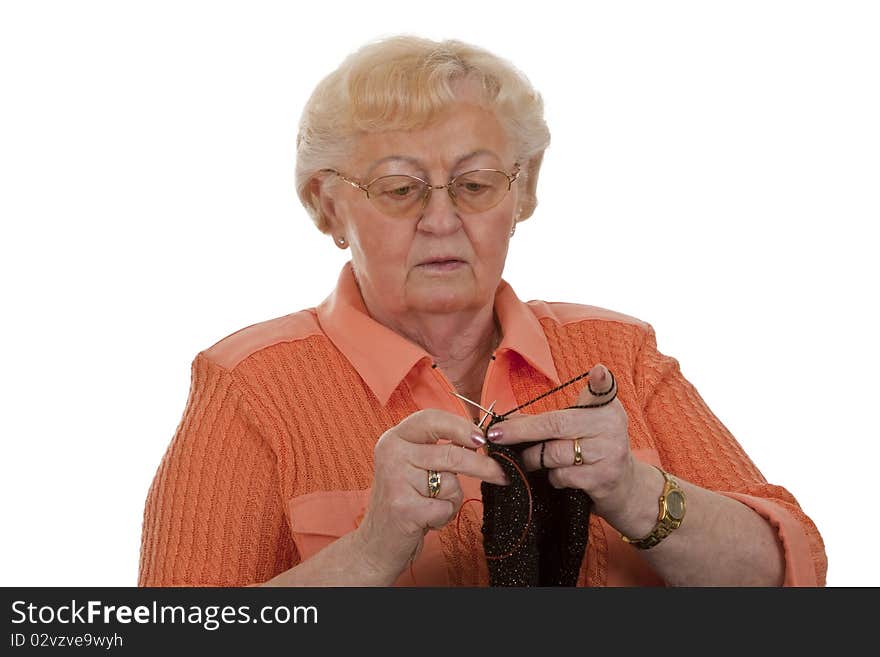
[362,299,500,402]
[428,311,500,401]
[350,264,503,407]
[390,307,499,366]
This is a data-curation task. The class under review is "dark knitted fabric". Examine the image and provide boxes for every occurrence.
[477,370,624,587]
[481,433,592,587]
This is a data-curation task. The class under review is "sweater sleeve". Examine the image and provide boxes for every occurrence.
[634,324,827,586]
[138,352,298,586]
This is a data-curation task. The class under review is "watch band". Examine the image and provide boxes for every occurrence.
[620,467,686,550]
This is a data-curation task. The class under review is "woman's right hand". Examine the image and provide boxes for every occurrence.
[354,409,509,582]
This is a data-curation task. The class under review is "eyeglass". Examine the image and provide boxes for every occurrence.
[319,163,520,219]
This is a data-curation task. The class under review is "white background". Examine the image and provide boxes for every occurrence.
[1,1,877,587]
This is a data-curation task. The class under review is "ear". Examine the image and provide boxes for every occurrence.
[516,151,545,222]
[309,174,345,236]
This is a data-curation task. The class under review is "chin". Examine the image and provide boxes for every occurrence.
[408,282,476,313]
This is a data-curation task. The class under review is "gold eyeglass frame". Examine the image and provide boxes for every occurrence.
[319,163,521,217]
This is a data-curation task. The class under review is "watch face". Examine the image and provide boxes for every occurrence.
[666,490,686,520]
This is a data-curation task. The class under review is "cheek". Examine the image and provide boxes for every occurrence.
[356,222,414,270]
[348,206,401,249]
[472,210,513,259]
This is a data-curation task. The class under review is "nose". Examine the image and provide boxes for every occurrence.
[416,184,461,235]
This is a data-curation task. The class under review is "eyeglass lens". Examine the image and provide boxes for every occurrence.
[366,170,511,218]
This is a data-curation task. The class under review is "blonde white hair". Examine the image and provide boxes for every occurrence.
[295,35,551,233]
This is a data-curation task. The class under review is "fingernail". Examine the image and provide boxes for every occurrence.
[471,430,486,447]
[487,426,503,442]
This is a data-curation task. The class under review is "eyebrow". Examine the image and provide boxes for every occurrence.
[364,149,499,179]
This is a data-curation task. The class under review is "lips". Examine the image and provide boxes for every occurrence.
[419,257,463,265]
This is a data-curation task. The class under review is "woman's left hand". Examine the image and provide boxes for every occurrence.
[486,364,636,522]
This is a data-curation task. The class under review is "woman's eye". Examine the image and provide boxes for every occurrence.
[458,180,492,194]
[372,183,416,198]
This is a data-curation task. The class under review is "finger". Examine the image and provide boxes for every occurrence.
[394,409,487,448]
[578,363,616,400]
[521,438,605,471]
[411,443,509,485]
[405,467,465,506]
[486,405,614,445]
[487,364,618,445]
[547,461,627,496]
[395,494,458,531]
[409,472,462,530]
[548,465,592,490]
[421,498,458,530]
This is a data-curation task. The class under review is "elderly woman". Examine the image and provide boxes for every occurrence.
[138,36,826,587]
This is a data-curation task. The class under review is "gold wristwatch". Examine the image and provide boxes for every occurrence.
[620,467,686,550]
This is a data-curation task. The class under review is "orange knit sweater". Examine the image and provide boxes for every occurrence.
[138,264,826,586]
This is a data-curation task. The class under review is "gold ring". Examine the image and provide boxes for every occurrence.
[573,439,584,466]
[427,470,442,498]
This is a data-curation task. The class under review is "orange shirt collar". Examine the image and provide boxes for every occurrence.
[316,261,560,406]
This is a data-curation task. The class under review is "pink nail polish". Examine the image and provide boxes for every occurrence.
[471,431,487,447]
[487,427,503,442]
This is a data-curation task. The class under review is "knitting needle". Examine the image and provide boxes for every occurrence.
[477,399,497,430]
[449,391,500,423]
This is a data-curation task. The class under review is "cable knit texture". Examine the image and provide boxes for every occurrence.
[139,293,826,587]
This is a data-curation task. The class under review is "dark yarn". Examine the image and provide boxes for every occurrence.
[479,369,617,587]
[481,439,592,586]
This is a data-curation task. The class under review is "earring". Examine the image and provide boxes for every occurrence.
[337,236,346,245]
[510,210,521,237]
